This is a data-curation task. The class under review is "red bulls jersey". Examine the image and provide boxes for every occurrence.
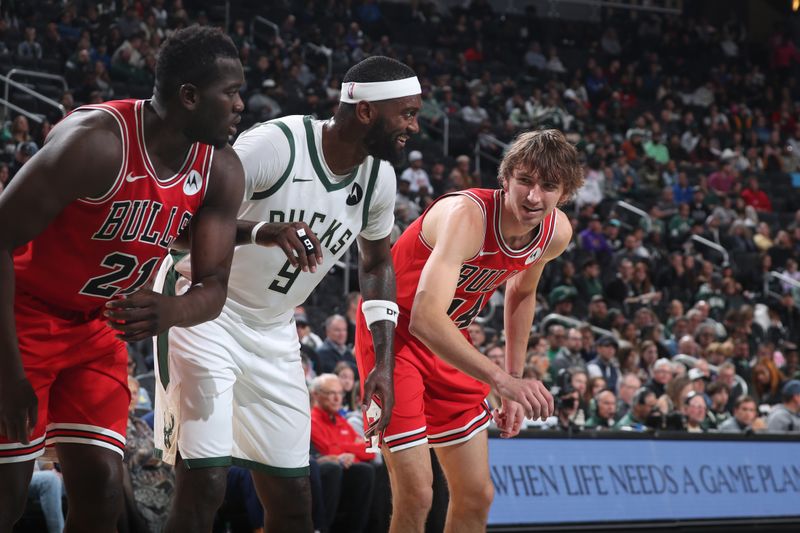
[14,99,213,313]
[393,188,558,330]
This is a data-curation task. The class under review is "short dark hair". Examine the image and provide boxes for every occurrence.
[706,381,729,397]
[734,395,756,410]
[342,56,415,84]
[155,25,238,100]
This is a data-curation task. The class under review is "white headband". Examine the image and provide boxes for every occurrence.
[340,76,421,104]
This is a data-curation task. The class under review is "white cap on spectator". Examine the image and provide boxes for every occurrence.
[688,368,705,381]
[409,150,423,162]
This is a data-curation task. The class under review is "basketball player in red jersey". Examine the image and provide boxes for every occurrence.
[355,130,584,533]
[0,27,247,531]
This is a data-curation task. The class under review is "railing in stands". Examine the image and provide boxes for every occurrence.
[538,312,615,339]
[250,16,280,47]
[536,0,683,16]
[474,133,508,174]
[0,97,44,124]
[690,234,730,266]
[616,200,651,232]
[768,270,800,291]
[1,70,66,122]
[418,114,450,157]
[304,43,333,82]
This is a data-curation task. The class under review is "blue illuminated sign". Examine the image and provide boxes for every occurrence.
[488,438,800,525]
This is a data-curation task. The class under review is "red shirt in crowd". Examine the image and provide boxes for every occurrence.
[311,406,376,463]
[741,188,773,212]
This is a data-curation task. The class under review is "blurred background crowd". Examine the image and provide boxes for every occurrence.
[4,0,800,532]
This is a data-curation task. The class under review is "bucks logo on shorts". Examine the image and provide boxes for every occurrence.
[163,411,176,450]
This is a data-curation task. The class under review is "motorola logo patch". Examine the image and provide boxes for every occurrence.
[346,183,363,206]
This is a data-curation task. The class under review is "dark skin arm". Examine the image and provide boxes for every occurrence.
[0,111,123,443]
[104,144,245,341]
[172,219,323,273]
[357,235,396,437]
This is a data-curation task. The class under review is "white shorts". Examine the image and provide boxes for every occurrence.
[152,256,310,476]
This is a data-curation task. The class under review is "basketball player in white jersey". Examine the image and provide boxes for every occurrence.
[154,56,420,532]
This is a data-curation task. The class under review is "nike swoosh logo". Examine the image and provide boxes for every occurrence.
[125,173,149,183]
[478,250,499,256]
[292,177,313,182]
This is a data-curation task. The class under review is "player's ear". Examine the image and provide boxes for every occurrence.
[179,83,199,110]
[354,100,376,125]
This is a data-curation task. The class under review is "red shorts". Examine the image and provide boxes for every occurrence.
[355,311,491,452]
[0,293,129,463]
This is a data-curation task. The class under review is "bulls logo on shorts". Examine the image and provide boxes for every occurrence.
[525,247,543,265]
[183,170,203,196]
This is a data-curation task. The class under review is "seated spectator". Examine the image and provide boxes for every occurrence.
[706,381,731,428]
[616,373,642,420]
[682,391,708,433]
[310,374,376,533]
[316,314,357,374]
[766,380,800,433]
[614,388,657,431]
[718,395,765,434]
[585,390,617,430]
[546,385,582,433]
[25,461,65,533]
[587,336,621,392]
[400,150,433,195]
[468,322,488,351]
[17,26,42,59]
[645,358,673,397]
[752,358,785,406]
[741,176,772,213]
[551,327,586,380]
[334,361,358,415]
[395,176,421,225]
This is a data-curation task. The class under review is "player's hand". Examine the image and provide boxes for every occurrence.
[0,375,38,444]
[493,398,525,439]
[361,364,394,438]
[104,289,179,342]
[493,374,554,421]
[254,222,323,273]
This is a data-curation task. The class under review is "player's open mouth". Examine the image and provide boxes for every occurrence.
[396,136,408,148]
[523,205,542,213]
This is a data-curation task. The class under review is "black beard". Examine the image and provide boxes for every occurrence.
[364,116,405,165]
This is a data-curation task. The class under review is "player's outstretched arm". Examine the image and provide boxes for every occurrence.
[105,145,245,341]
[496,209,572,437]
[0,113,123,443]
[357,234,396,436]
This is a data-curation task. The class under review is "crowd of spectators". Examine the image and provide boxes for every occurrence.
[4,0,800,531]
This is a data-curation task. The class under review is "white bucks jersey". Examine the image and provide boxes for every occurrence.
[175,115,395,325]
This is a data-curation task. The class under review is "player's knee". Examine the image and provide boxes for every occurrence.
[76,457,124,510]
[394,480,433,515]
[275,476,312,516]
[187,467,229,508]
[454,480,494,513]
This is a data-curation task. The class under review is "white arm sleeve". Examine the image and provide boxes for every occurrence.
[359,160,397,241]
[233,122,292,201]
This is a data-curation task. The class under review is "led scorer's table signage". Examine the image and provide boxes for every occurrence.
[488,436,800,525]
